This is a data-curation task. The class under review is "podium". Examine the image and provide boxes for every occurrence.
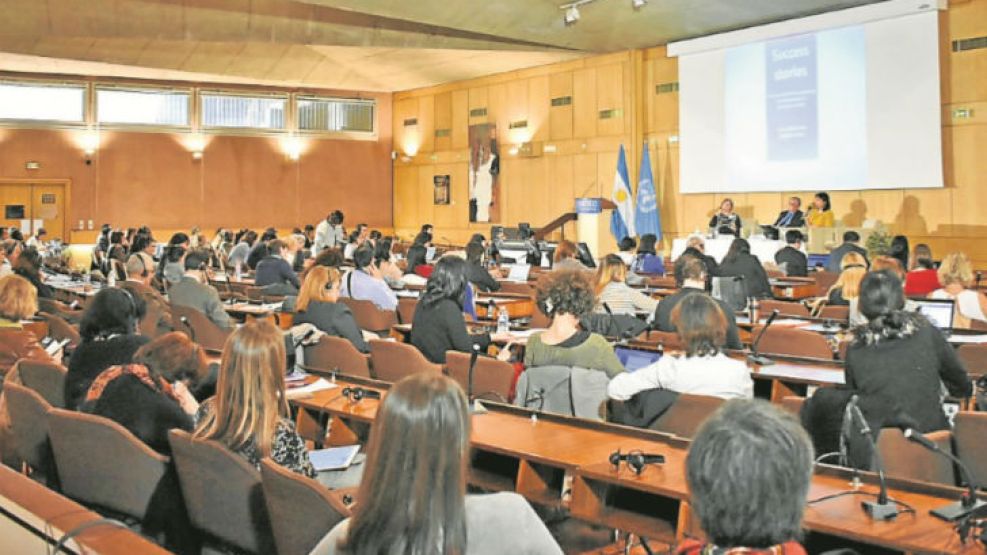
[533,198,618,262]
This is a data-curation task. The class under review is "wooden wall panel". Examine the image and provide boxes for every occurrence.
[394,97,418,155]
[528,75,550,143]
[487,84,507,141]
[417,96,435,154]
[549,72,574,140]
[393,165,419,230]
[596,63,624,136]
[572,68,598,139]
[434,92,453,151]
[451,90,469,149]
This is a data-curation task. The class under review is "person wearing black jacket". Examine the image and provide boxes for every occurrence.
[717,238,773,299]
[254,239,300,293]
[654,256,742,350]
[774,230,808,277]
[680,236,719,278]
[465,242,500,293]
[772,197,806,228]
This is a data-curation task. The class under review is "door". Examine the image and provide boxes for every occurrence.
[0,182,68,240]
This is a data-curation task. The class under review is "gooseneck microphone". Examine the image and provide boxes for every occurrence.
[845,396,898,520]
[903,428,986,521]
[747,309,780,366]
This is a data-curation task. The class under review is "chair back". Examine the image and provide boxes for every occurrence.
[38,298,82,323]
[3,382,54,477]
[750,325,833,360]
[38,312,81,349]
[759,299,811,319]
[498,281,534,296]
[167,429,274,554]
[814,271,839,297]
[877,428,955,485]
[778,396,806,417]
[957,344,987,378]
[340,298,397,334]
[445,351,515,402]
[817,304,849,322]
[635,329,683,350]
[47,409,169,520]
[304,335,372,379]
[245,286,264,302]
[953,411,987,488]
[369,340,442,382]
[14,360,67,408]
[652,394,725,439]
[260,459,350,555]
[397,297,418,325]
[171,304,231,353]
[711,277,747,312]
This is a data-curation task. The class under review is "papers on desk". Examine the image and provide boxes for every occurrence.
[309,445,360,471]
[948,334,987,344]
[285,378,336,399]
[395,290,420,298]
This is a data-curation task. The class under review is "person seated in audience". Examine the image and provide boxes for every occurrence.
[631,233,666,275]
[465,242,500,293]
[168,250,233,330]
[615,236,637,266]
[403,233,433,284]
[826,251,867,325]
[708,198,742,236]
[367,229,382,248]
[128,231,157,274]
[246,235,271,271]
[806,191,835,228]
[65,288,150,409]
[677,400,813,555]
[826,230,868,273]
[610,294,752,401]
[552,240,588,272]
[194,320,316,477]
[888,235,910,274]
[847,269,971,432]
[80,332,204,454]
[718,238,772,299]
[340,245,398,311]
[594,254,657,316]
[420,223,434,241]
[121,254,173,338]
[0,240,18,278]
[772,196,805,228]
[930,252,987,328]
[294,266,369,353]
[525,270,625,377]
[0,274,55,377]
[227,229,257,271]
[25,227,47,252]
[373,237,404,288]
[312,247,345,270]
[411,256,508,364]
[343,229,363,261]
[288,233,307,272]
[302,224,315,249]
[254,239,301,295]
[774,230,808,277]
[655,256,742,350]
[904,243,940,296]
[313,373,562,555]
[679,235,718,278]
[107,230,128,265]
[12,246,53,298]
[159,233,190,285]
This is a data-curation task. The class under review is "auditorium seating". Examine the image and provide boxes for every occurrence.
[445,350,515,402]
[38,312,81,349]
[171,304,231,353]
[340,297,398,336]
[636,329,684,350]
[2,382,57,486]
[12,359,67,408]
[652,394,725,439]
[750,325,833,360]
[953,411,987,488]
[260,458,351,555]
[877,429,955,485]
[303,335,372,378]
[813,271,839,297]
[759,299,811,318]
[368,339,442,381]
[397,297,417,325]
[779,396,806,417]
[956,343,987,378]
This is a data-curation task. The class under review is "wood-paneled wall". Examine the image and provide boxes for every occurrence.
[393,0,987,264]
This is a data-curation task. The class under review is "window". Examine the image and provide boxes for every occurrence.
[297,96,375,133]
[0,81,85,123]
[96,87,190,127]
[200,92,286,130]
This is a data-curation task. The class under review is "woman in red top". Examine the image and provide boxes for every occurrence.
[904,243,940,296]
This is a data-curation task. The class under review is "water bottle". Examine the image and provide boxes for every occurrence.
[749,297,760,323]
[487,298,497,320]
[497,307,510,334]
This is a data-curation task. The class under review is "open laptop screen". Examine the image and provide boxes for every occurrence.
[913,298,955,330]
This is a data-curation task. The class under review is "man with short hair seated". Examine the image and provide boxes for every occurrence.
[827,230,869,273]
[679,235,718,278]
[254,239,300,295]
[653,255,741,350]
[677,399,814,555]
[774,230,808,277]
[167,250,233,330]
[340,244,398,311]
[121,254,172,338]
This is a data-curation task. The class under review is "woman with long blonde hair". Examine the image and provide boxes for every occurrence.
[930,252,987,329]
[827,252,867,306]
[593,254,657,316]
[294,265,369,352]
[194,320,315,477]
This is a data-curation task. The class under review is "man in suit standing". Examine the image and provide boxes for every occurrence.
[653,256,742,350]
[168,250,233,330]
[774,230,808,277]
[773,197,806,228]
[826,231,869,273]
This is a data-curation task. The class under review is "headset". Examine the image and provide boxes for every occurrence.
[609,449,665,476]
[341,386,381,402]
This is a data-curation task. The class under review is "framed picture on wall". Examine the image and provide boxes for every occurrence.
[433,175,451,205]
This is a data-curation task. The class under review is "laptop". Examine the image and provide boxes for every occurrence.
[807,254,829,269]
[506,264,531,282]
[425,246,437,261]
[614,346,661,372]
[913,298,955,330]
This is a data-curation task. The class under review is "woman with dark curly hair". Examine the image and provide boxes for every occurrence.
[524,270,624,377]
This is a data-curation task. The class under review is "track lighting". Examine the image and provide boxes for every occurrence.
[564,5,580,25]
[560,0,644,27]
[632,0,647,9]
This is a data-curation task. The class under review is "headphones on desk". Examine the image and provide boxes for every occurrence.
[609,449,665,476]
[342,386,381,402]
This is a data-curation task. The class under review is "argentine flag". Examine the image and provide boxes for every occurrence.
[634,144,661,239]
[610,145,635,240]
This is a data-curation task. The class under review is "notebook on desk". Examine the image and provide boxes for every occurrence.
[309,445,360,471]
[506,264,531,282]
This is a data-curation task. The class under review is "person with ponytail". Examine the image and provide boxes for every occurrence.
[845,270,971,432]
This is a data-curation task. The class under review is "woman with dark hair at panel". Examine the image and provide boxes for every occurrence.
[0,274,55,377]
[631,233,666,275]
[465,241,500,293]
[708,198,742,236]
[717,238,773,299]
[930,252,987,328]
[805,191,835,228]
[904,243,940,296]
[12,246,53,298]
[677,400,814,555]
[608,294,751,401]
[594,254,657,316]
[312,373,562,555]
[846,270,971,432]
[888,235,910,274]
[195,320,316,477]
[294,266,369,353]
[525,270,625,378]
[552,239,588,272]
[65,287,150,410]
[411,256,508,364]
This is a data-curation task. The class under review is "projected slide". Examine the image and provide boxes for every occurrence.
[724,26,866,190]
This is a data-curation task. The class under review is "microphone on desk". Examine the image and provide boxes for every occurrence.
[467,343,487,414]
[179,316,195,343]
[843,395,899,520]
[602,302,613,315]
[747,309,779,366]
[902,428,986,521]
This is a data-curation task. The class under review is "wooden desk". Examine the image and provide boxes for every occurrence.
[771,279,818,300]
[475,294,535,319]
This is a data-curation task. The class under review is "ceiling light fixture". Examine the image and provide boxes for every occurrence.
[632,0,647,9]
[560,0,595,26]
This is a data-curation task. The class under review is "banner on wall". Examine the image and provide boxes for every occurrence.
[468,123,500,223]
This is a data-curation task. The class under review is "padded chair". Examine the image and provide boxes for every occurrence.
[817,304,850,322]
[652,394,725,439]
[260,459,350,555]
[340,297,398,335]
[397,297,418,325]
[750,325,833,360]
[14,359,67,409]
[37,312,81,350]
[635,330,684,350]
[957,344,987,378]
[47,409,169,521]
[38,297,83,324]
[877,429,955,485]
[779,395,806,417]
[953,411,987,489]
[303,335,372,379]
[168,430,275,554]
[445,351,515,402]
[369,340,442,382]
[171,304,232,353]
[498,281,534,296]
[814,271,839,297]
[759,299,811,319]
[2,382,57,484]
[245,286,264,302]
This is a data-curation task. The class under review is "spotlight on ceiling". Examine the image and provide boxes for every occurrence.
[632,0,647,9]
[563,5,580,25]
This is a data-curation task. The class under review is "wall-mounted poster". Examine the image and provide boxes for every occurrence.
[433,175,451,205]
[468,123,500,223]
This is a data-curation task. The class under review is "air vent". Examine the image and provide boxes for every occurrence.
[469,108,487,117]
[656,82,680,94]
[509,120,528,129]
[953,36,987,52]
[551,96,572,107]
[599,109,623,120]
[402,118,417,127]
[434,129,451,137]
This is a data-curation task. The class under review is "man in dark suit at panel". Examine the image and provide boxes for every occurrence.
[653,255,742,350]
[775,230,808,277]
[826,231,869,273]
[772,196,806,228]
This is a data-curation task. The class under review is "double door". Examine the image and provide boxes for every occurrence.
[0,182,68,240]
